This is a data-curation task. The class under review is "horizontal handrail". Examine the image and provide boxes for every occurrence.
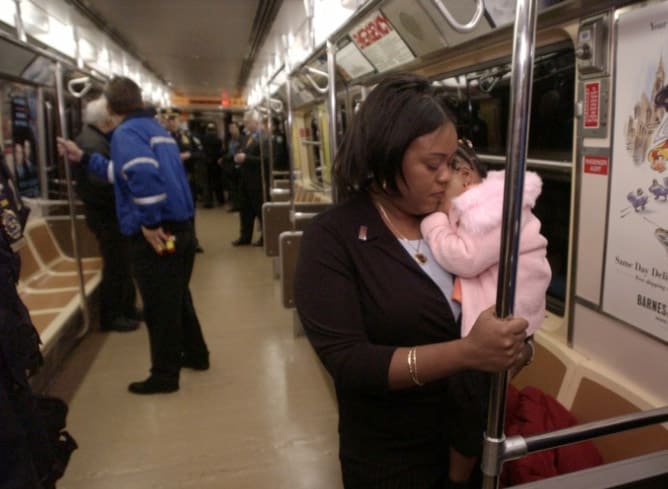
[43,214,87,221]
[502,406,668,462]
[29,198,84,206]
[301,139,321,146]
[478,154,573,173]
[269,188,292,197]
[290,211,319,224]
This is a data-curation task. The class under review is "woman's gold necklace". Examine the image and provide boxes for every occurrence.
[376,201,428,264]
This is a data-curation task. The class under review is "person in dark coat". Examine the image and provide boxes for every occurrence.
[74,91,139,332]
[294,74,533,489]
[221,121,242,212]
[232,111,267,246]
[166,111,204,253]
[200,122,224,208]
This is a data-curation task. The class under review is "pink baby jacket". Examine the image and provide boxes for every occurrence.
[421,170,551,337]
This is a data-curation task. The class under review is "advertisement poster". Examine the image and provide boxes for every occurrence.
[602,3,668,342]
[336,37,375,80]
[349,11,414,73]
[2,83,40,198]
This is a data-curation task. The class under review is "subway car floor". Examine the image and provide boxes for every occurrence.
[47,207,343,489]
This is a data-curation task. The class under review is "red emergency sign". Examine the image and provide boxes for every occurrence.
[584,155,609,175]
[584,81,600,129]
[352,14,393,49]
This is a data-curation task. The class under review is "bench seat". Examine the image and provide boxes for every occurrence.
[17,219,102,346]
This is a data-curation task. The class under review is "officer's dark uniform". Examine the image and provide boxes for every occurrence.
[169,125,204,252]
[74,124,137,331]
[200,126,224,207]
[0,154,76,488]
[221,135,242,212]
[171,127,205,205]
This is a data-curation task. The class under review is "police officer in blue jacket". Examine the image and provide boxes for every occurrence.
[58,77,209,394]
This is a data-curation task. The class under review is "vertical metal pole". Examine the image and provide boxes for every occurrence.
[36,88,49,199]
[304,0,315,51]
[55,62,90,336]
[326,40,338,203]
[266,88,275,198]
[257,103,268,205]
[481,1,537,488]
[284,37,297,230]
[14,0,26,43]
[286,85,296,229]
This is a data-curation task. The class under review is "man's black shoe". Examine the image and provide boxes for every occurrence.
[231,238,251,246]
[181,356,210,371]
[128,376,179,394]
[195,245,204,253]
[101,317,139,332]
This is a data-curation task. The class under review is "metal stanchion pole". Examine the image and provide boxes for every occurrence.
[54,61,90,337]
[481,1,537,487]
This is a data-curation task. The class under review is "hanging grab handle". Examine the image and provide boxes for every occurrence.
[270,97,284,113]
[302,66,329,95]
[67,76,92,98]
[431,0,484,33]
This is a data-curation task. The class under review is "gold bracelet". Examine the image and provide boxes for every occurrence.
[407,347,424,386]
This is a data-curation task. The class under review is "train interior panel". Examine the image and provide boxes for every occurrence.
[0,1,666,488]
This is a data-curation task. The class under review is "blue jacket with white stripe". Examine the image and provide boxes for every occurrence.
[87,111,194,236]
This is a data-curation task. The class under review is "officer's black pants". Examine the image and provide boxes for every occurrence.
[86,213,136,327]
[129,222,208,381]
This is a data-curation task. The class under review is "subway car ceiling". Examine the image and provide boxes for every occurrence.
[0,0,633,110]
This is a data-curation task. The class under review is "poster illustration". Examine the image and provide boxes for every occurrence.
[602,2,668,342]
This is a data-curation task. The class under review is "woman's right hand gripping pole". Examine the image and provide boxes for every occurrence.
[464,306,528,372]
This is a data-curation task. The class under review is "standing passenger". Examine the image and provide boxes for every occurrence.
[294,74,533,488]
[166,111,205,253]
[73,90,139,332]
[201,122,224,207]
[232,111,266,246]
[58,77,209,394]
[221,121,242,212]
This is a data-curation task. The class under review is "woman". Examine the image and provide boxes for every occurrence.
[294,74,533,489]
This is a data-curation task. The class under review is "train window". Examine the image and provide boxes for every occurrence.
[436,44,575,315]
[440,45,575,161]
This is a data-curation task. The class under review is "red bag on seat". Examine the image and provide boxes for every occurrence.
[501,385,603,487]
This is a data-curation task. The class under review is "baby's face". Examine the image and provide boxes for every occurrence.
[440,157,482,212]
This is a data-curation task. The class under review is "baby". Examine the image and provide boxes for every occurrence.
[421,139,551,488]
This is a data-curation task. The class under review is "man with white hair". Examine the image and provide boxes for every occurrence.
[232,110,266,246]
[73,89,139,332]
